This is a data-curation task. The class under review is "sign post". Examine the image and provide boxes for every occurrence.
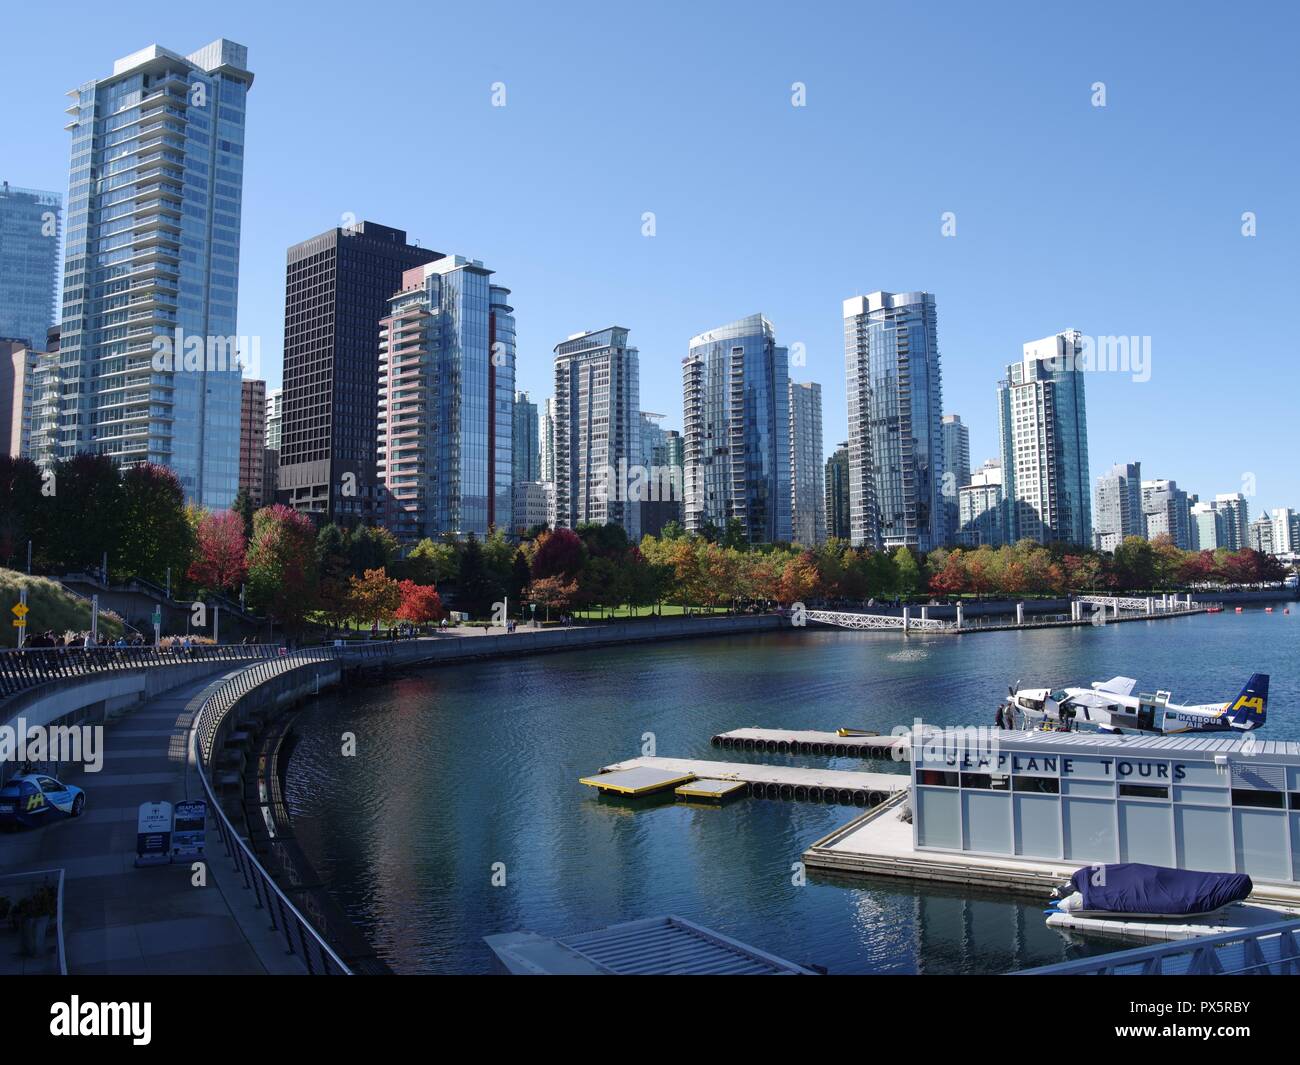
[12,590,29,648]
[135,801,173,867]
[152,607,162,647]
[171,799,207,860]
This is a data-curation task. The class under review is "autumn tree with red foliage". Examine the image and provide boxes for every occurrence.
[188,510,247,593]
[531,527,587,580]
[395,580,445,624]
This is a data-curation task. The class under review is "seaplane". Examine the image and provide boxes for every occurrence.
[1001,673,1269,735]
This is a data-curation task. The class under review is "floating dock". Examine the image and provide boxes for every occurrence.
[803,793,1300,913]
[711,727,909,760]
[675,778,748,803]
[802,793,1080,892]
[578,766,696,796]
[594,756,907,806]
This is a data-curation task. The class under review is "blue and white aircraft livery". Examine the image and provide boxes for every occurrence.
[1005,673,1269,735]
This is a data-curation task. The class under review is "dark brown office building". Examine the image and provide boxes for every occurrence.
[278,221,439,524]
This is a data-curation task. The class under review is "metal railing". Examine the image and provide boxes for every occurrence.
[189,651,353,975]
[1012,918,1300,975]
[0,644,282,700]
[0,868,66,975]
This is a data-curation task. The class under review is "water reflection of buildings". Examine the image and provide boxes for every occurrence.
[831,873,1102,973]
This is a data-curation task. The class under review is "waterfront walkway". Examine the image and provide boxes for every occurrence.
[0,671,303,975]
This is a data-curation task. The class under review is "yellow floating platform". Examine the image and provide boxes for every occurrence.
[580,766,697,796]
[675,778,748,802]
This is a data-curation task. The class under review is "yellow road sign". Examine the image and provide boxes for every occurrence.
[11,603,29,617]
[13,619,27,627]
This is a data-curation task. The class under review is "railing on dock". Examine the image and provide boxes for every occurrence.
[1013,918,1300,975]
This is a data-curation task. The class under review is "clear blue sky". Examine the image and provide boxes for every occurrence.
[4,0,1297,513]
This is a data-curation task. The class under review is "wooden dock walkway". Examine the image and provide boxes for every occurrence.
[594,756,907,805]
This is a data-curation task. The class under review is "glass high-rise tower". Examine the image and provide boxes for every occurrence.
[1093,461,1142,552]
[997,331,1092,546]
[553,327,641,539]
[789,381,824,546]
[376,256,515,539]
[843,292,945,552]
[940,413,970,546]
[59,41,254,507]
[825,442,850,542]
[0,182,62,347]
[682,314,791,544]
[513,390,539,484]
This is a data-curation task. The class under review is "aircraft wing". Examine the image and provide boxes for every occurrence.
[1091,676,1138,697]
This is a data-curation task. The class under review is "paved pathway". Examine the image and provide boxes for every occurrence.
[1,670,304,975]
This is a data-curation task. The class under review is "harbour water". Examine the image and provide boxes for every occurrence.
[283,605,1298,974]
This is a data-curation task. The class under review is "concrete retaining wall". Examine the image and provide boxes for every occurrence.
[372,614,784,668]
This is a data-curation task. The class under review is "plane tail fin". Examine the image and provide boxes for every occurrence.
[1226,674,1269,729]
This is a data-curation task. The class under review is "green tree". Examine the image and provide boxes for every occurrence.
[659,519,685,541]
[457,534,504,619]
[0,455,47,570]
[247,505,318,637]
[118,464,193,586]
[403,537,459,584]
[231,487,255,543]
[1111,535,1156,591]
[347,524,399,576]
[865,550,898,599]
[315,523,353,628]
[481,527,517,592]
[721,517,747,551]
[49,453,123,575]
[508,549,531,612]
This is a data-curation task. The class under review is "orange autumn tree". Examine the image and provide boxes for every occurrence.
[528,574,579,622]
[347,567,401,628]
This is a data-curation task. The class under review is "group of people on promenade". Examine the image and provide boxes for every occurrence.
[20,630,147,649]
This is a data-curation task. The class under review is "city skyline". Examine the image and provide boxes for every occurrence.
[2,3,1295,517]
[2,7,1300,538]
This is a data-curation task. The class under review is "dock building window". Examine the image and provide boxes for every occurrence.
[1231,789,1285,809]
[1119,784,1168,799]
[1012,775,1059,794]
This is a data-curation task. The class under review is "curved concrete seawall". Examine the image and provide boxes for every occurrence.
[370,614,786,668]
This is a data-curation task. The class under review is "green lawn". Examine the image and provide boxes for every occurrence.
[0,568,125,647]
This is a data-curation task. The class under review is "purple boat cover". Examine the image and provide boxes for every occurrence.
[1069,863,1253,916]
